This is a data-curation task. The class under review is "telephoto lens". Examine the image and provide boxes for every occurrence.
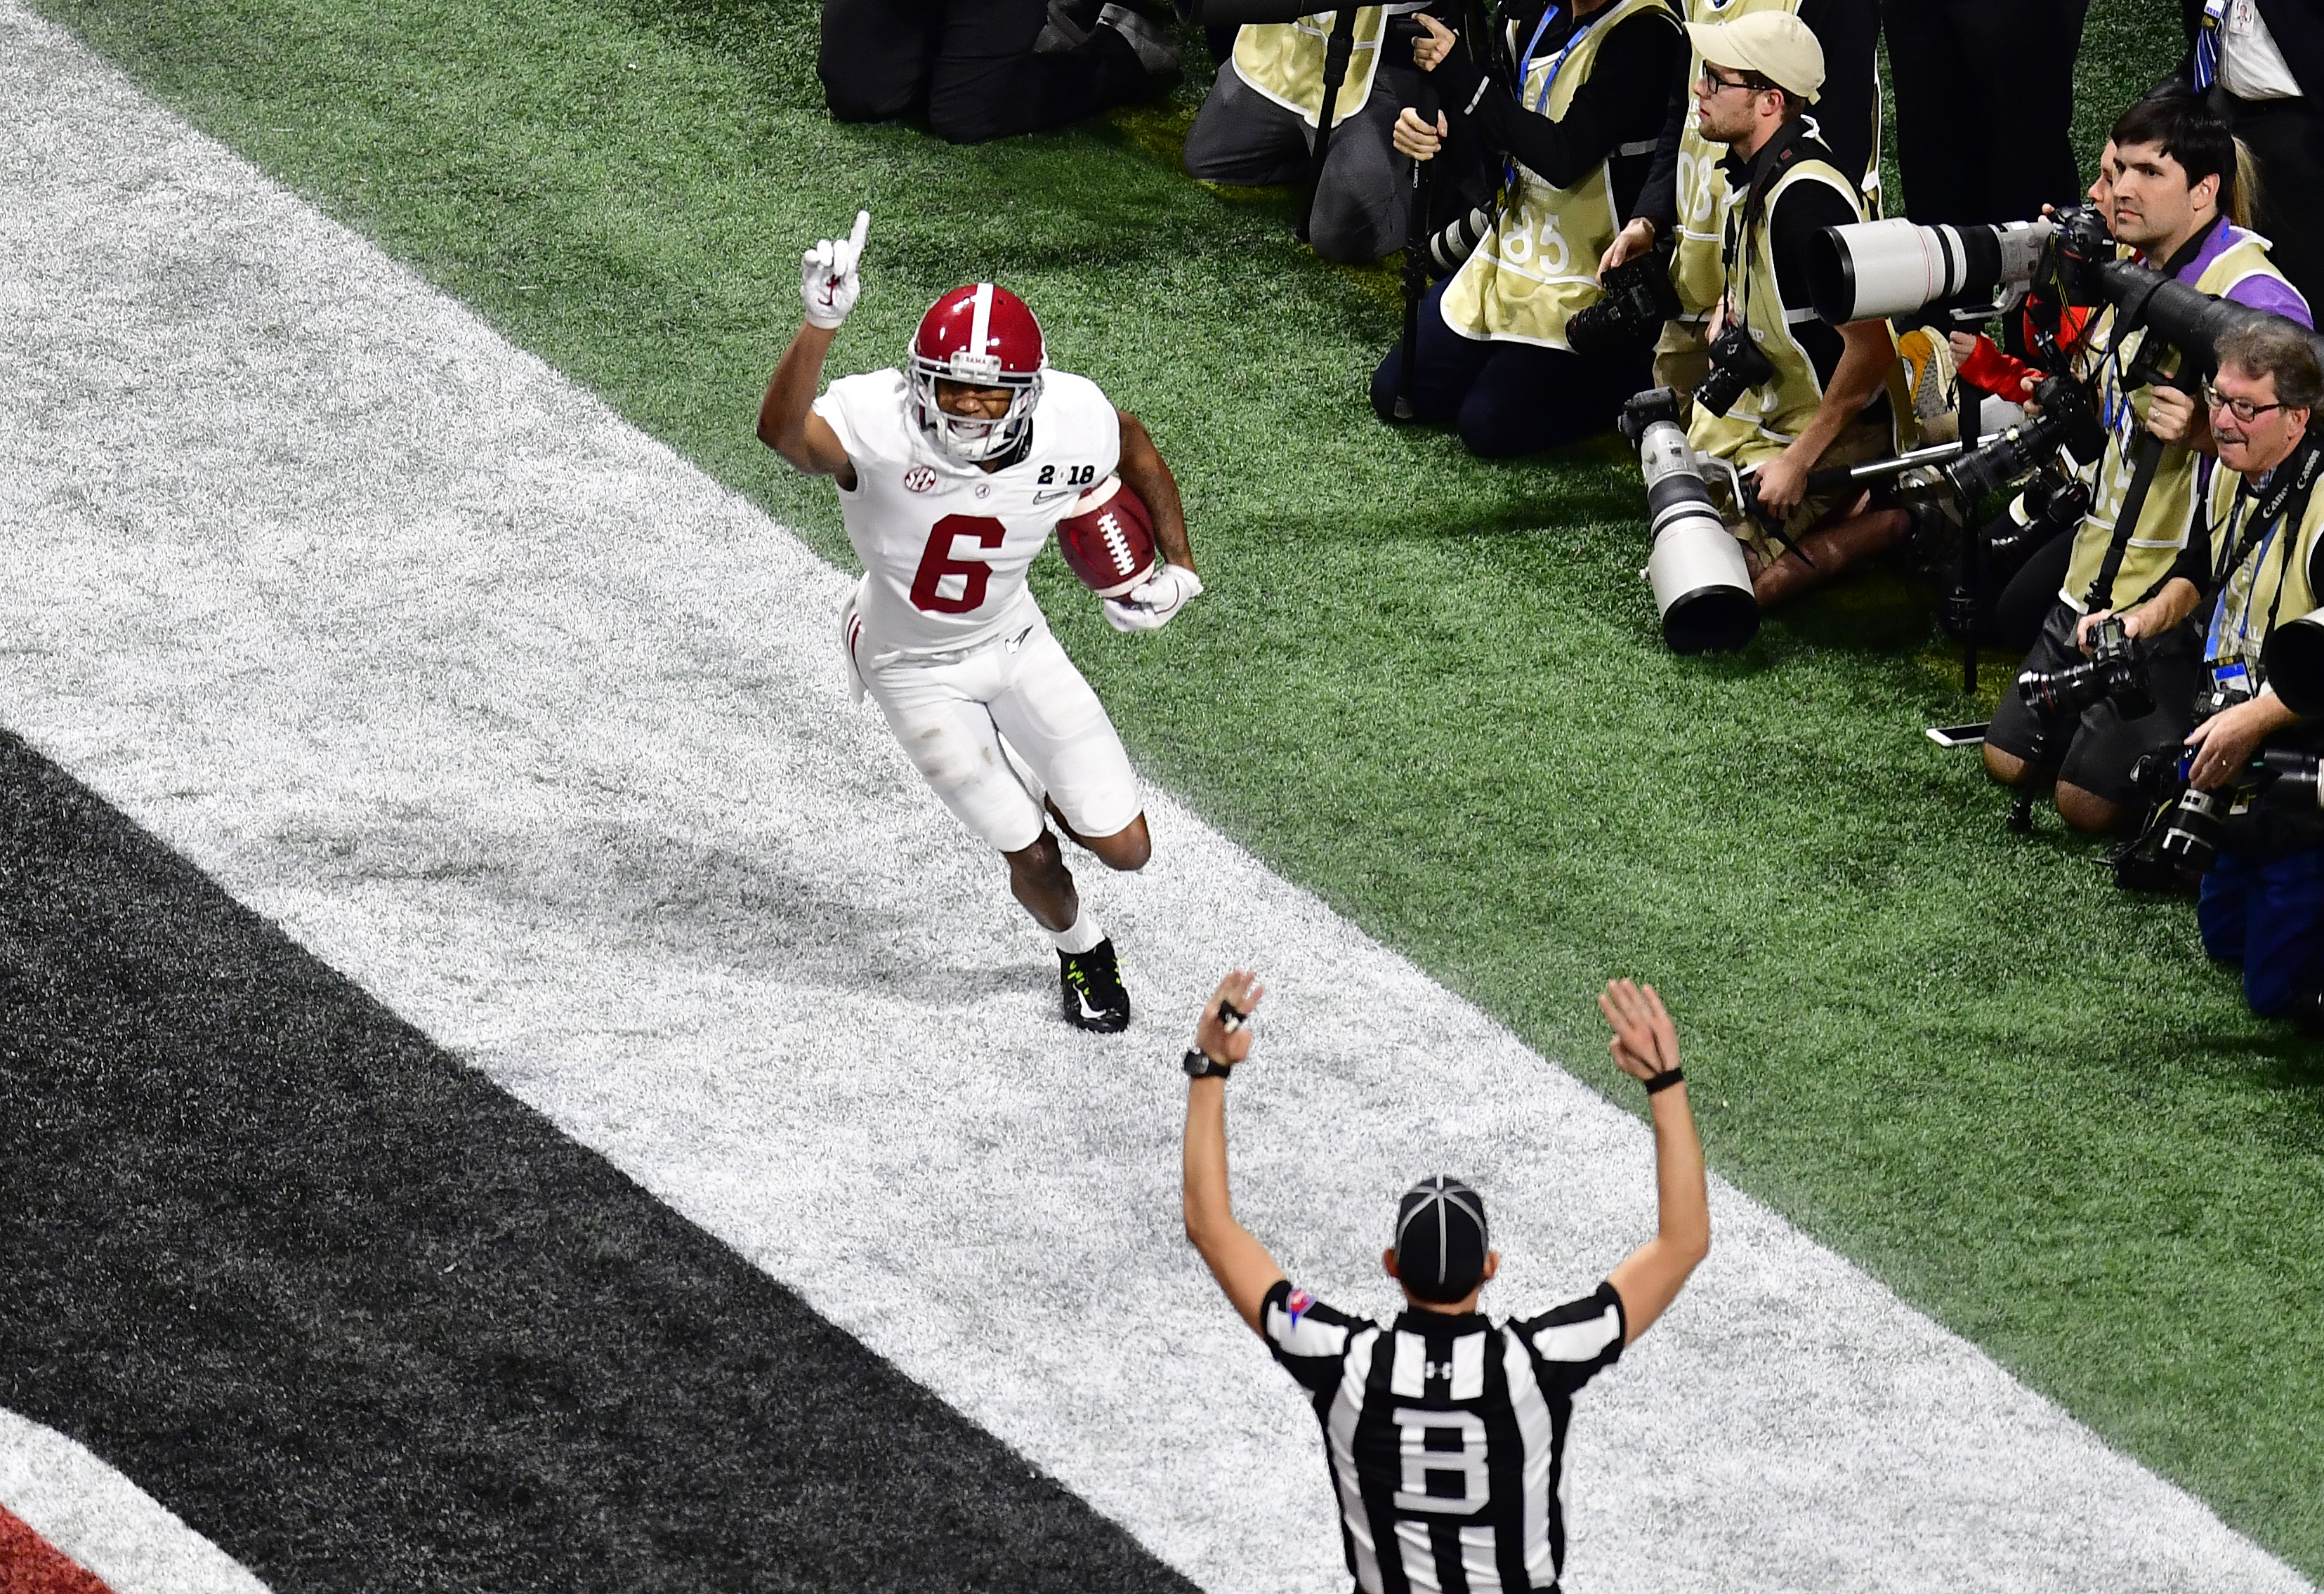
[2016,613,2156,721]
[1429,207,1493,275]
[1943,373,2106,503]
[1620,388,1759,654]
[2265,608,2324,716]
[2263,746,2324,808]
[1807,216,2057,324]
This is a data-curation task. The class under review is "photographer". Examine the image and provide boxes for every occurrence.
[2086,323,2324,1022]
[1602,0,1880,400]
[1365,0,1687,454]
[1944,145,2118,653]
[1183,4,1431,263]
[1679,13,1905,609]
[1983,92,2311,835]
[820,0,1179,143]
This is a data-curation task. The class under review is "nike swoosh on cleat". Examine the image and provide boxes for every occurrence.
[1074,990,1110,1021]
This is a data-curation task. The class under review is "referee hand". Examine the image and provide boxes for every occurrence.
[1598,979,1679,1083]
[1195,970,1266,1067]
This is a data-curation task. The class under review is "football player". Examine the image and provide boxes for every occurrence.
[756,212,1204,1033]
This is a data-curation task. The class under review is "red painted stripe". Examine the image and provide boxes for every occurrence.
[0,1506,114,1594]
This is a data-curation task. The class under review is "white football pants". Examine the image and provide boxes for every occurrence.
[847,602,1141,855]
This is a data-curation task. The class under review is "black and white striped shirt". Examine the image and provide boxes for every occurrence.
[1261,1277,1627,1594]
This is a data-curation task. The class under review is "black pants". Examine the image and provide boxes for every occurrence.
[1985,601,2204,805]
[1370,279,1648,456]
[820,0,1148,143]
[2211,87,2324,313]
[1986,515,2074,654]
[1183,61,1418,264]
[1882,0,2090,223]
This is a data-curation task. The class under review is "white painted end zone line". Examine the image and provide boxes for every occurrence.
[0,8,2309,1592]
[0,1409,275,1594]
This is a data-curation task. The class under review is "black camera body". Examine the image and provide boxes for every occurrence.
[1568,244,1681,359]
[2018,613,2155,725]
[2042,204,2114,306]
[1694,320,1777,419]
[2118,673,2261,874]
[2018,461,2094,536]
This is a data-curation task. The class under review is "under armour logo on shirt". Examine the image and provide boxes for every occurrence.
[1424,1361,1455,1381]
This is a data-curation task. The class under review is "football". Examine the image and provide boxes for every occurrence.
[1053,475,1159,600]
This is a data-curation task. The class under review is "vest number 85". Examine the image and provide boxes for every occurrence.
[910,514,1006,614]
[1391,1407,1489,1515]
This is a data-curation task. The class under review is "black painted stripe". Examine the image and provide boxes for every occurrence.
[0,731,1195,1594]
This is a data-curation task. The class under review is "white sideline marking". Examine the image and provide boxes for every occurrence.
[0,1409,275,1594]
[0,8,2310,1593]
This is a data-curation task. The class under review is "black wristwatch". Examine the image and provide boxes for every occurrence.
[1183,1047,1233,1079]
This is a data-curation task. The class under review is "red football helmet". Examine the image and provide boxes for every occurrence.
[908,283,1046,463]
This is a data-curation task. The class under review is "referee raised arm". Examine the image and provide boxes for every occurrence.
[1181,973,1710,1594]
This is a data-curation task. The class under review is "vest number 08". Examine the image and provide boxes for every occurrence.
[1390,1407,1490,1515]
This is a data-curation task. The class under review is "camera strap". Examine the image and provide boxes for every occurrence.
[1719,118,1811,330]
[2082,428,2167,612]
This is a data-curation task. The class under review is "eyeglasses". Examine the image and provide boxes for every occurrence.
[1697,68,1761,95]
[2202,380,2286,424]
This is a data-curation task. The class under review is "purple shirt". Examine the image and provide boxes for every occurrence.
[2182,218,2314,327]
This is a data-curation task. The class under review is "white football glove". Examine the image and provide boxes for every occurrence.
[1104,563,1204,632]
[800,209,871,329]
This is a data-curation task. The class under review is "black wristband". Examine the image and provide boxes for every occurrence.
[1643,1067,1685,1095]
[1184,1047,1233,1079]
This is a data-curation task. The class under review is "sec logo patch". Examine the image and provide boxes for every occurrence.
[903,466,937,494]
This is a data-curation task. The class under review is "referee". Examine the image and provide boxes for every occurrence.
[1180,972,1710,1594]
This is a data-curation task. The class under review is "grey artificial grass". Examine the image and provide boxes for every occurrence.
[27,0,2324,1574]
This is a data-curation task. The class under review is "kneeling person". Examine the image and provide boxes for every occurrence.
[1372,0,1688,456]
[1183,5,1425,265]
[1982,92,2310,834]
[2090,324,2324,1017]
[1683,12,1905,609]
[758,214,1204,1032]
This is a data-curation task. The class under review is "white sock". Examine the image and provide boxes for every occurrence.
[1049,908,1105,955]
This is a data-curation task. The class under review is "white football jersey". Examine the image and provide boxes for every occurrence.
[813,367,1122,652]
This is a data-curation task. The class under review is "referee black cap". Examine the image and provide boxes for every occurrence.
[1393,1175,1489,1303]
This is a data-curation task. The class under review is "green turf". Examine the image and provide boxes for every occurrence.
[30,0,2324,1574]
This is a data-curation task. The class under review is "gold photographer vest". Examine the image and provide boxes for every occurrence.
[1686,153,1876,470]
[2060,230,2297,614]
[1438,0,1674,346]
[2200,452,2324,676]
[1667,0,1881,318]
[1232,9,1390,128]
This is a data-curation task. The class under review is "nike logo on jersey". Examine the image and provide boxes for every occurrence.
[1031,488,1076,503]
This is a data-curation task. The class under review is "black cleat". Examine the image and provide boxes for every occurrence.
[1060,937,1131,1033]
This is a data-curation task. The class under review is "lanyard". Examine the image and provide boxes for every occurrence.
[2204,483,2287,663]
[1501,5,1602,194]
[2205,443,2324,664]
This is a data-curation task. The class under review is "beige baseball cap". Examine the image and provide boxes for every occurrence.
[1687,12,1825,103]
